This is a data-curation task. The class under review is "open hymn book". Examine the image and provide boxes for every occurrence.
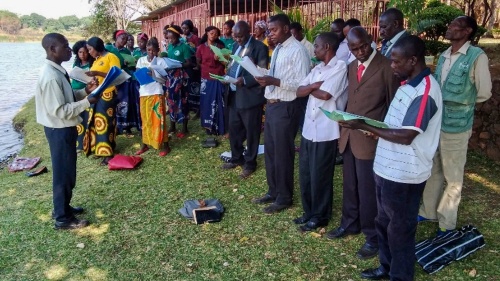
[319,107,389,129]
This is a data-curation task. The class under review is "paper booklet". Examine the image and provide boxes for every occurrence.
[88,66,130,98]
[319,107,389,128]
[121,54,137,67]
[134,67,155,85]
[209,73,238,84]
[151,57,183,70]
[69,67,93,84]
[209,45,231,63]
[230,55,263,77]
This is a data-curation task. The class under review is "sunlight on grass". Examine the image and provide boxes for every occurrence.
[75,223,110,241]
[85,267,108,281]
[44,264,68,280]
[466,173,500,193]
[95,209,106,219]
[37,213,51,222]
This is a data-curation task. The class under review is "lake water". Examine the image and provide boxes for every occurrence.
[0,42,74,162]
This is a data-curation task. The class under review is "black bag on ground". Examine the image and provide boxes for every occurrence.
[178,199,224,224]
[415,224,485,274]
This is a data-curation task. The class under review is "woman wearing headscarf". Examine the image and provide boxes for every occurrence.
[164,25,193,138]
[254,20,268,45]
[78,37,121,165]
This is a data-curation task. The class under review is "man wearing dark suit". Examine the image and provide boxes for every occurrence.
[326,27,399,260]
[379,8,409,58]
[221,21,269,179]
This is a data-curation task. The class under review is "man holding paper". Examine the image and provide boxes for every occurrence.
[294,32,348,232]
[36,33,98,229]
[221,21,269,179]
[254,14,310,214]
[326,27,400,260]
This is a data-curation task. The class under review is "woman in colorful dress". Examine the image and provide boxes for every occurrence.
[109,30,141,136]
[164,25,193,138]
[135,37,171,156]
[72,40,95,152]
[181,19,201,118]
[196,26,226,136]
[79,37,121,165]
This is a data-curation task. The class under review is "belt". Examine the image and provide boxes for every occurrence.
[267,99,281,104]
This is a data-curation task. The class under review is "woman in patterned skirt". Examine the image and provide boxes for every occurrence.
[77,37,121,165]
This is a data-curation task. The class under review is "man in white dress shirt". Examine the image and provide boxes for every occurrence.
[290,22,314,58]
[294,32,348,232]
[254,14,311,214]
[331,18,349,63]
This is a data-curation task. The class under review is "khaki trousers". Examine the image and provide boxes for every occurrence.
[419,129,472,230]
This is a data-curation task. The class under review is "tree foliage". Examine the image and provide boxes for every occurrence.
[89,0,144,30]
[414,1,464,41]
[20,13,46,29]
[0,10,21,34]
[58,15,81,30]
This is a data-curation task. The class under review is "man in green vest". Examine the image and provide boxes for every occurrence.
[418,16,492,236]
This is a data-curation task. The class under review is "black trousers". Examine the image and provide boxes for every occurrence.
[375,174,425,281]
[44,126,78,222]
[228,104,263,171]
[264,100,299,205]
[299,137,337,223]
[340,142,378,246]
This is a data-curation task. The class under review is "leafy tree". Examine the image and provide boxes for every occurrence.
[84,1,117,41]
[43,18,65,33]
[415,1,464,41]
[20,13,46,29]
[0,10,21,34]
[58,15,80,30]
[89,0,144,30]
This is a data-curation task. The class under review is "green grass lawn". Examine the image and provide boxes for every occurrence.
[1,98,499,280]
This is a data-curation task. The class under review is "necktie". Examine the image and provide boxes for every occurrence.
[64,72,77,102]
[228,46,245,91]
[268,43,282,93]
[357,64,365,82]
[381,40,392,56]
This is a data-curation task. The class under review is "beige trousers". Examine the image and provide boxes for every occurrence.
[419,129,472,230]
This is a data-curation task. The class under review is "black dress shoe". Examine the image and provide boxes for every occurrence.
[326,226,359,239]
[239,169,255,179]
[360,267,389,280]
[252,194,275,204]
[52,206,85,219]
[263,203,291,214]
[221,162,241,170]
[54,218,90,230]
[356,243,379,260]
[293,215,309,225]
[298,220,328,233]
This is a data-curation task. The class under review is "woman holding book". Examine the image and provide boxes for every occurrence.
[78,37,121,165]
[196,26,226,136]
[135,37,171,156]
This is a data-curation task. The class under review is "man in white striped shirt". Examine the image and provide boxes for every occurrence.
[254,14,311,214]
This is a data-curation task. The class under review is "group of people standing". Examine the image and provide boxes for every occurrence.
[36,6,491,281]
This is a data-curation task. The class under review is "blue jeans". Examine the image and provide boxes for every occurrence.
[375,174,425,281]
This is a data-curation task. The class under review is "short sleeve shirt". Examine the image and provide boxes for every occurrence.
[167,42,192,63]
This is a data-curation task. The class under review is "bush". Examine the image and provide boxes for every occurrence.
[424,40,450,56]
[415,2,463,41]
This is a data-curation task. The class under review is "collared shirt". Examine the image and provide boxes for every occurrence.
[374,68,442,184]
[35,59,90,128]
[440,41,492,103]
[382,30,406,56]
[348,41,377,63]
[228,37,252,91]
[357,48,377,78]
[300,56,348,142]
[336,38,350,63]
[301,37,315,58]
[263,36,310,101]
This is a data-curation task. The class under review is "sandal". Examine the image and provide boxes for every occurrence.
[159,147,171,157]
[135,146,150,155]
[26,166,48,177]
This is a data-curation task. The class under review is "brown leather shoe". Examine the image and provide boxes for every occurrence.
[239,169,254,179]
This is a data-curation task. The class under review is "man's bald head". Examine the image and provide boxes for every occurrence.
[42,33,66,51]
[233,21,251,46]
[346,26,371,44]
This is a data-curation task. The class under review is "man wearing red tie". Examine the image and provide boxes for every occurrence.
[326,27,400,259]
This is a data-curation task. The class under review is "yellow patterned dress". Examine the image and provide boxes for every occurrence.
[76,52,121,156]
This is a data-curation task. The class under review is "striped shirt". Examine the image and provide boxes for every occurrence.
[373,68,442,184]
[264,35,311,101]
